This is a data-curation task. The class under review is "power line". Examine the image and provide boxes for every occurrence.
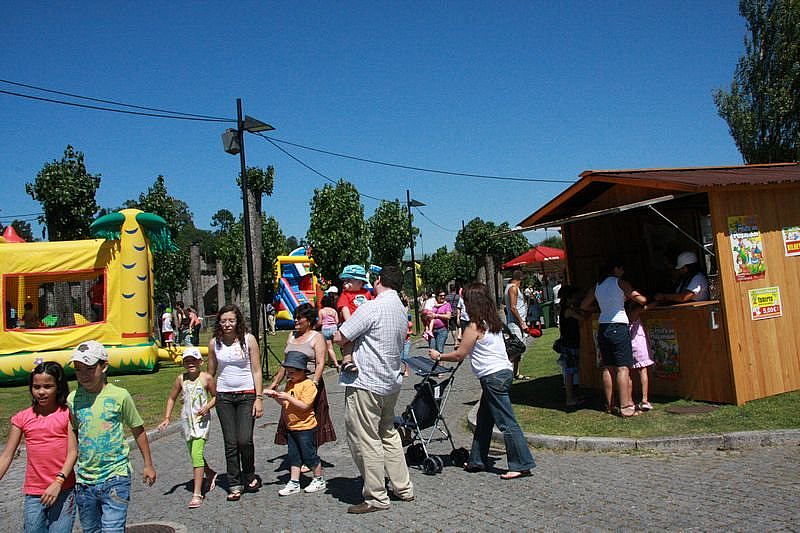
[266,136,574,183]
[0,89,233,123]
[0,212,44,219]
[255,133,386,203]
[0,79,233,121]
[414,208,459,232]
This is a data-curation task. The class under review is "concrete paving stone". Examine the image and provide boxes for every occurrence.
[636,434,725,451]
[2,344,799,531]
[573,436,634,451]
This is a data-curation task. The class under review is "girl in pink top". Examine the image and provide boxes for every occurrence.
[0,362,77,532]
[318,292,340,371]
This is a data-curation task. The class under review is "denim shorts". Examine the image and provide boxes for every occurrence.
[597,323,633,367]
[24,487,75,533]
[287,428,320,469]
[321,326,337,340]
[557,345,580,375]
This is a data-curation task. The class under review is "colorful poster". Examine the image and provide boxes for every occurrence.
[749,286,782,321]
[782,226,800,257]
[647,318,680,379]
[728,215,766,281]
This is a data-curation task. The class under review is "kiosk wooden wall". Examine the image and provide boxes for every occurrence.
[709,185,800,404]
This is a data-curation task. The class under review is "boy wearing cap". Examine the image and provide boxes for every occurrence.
[265,351,326,496]
[336,265,372,374]
[157,347,218,508]
[654,251,710,304]
[67,340,156,530]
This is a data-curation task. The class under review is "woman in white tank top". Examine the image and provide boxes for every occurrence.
[581,262,647,418]
[207,304,263,501]
[429,282,535,479]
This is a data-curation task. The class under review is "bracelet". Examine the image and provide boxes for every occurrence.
[54,477,64,485]
[56,472,66,480]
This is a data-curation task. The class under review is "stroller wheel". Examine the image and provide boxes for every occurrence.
[433,455,444,473]
[450,447,470,467]
[422,456,439,475]
[406,443,425,464]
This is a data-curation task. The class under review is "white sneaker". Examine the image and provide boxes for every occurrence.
[304,477,327,493]
[278,481,301,496]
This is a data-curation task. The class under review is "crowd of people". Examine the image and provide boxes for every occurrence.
[0,250,709,529]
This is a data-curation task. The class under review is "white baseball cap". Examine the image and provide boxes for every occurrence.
[325,286,339,294]
[675,251,699,269]
[69,340,108,366]
[182,347,203,360]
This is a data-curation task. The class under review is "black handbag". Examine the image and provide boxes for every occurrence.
[502,324,526,362]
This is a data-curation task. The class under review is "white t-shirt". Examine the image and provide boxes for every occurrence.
[215,336,256,392]
[469,330,513,379]
[679,273,710,301]
[161,312,173,333]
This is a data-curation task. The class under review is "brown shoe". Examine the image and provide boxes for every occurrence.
[347,502,386,514]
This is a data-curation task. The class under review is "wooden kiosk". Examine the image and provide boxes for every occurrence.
[516,163,800,405]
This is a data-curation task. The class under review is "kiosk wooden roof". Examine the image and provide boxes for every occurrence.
[516,163,800,404]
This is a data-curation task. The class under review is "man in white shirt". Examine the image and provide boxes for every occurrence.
[334,266,414,514]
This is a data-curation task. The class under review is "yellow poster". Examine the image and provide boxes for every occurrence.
[749,286,782,321]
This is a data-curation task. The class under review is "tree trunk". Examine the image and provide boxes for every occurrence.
[190,244,204,317]
[242,187,263,329]
[216,259,225,313]
[484,255,496,304]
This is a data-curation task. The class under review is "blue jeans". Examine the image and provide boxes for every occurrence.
[23,488,75,533]
[287,428,320,469]
[428,327,448,352]
[215,392,256,492]
[401,339,412,365]
[74,475,131,533]
[469,369,536,472]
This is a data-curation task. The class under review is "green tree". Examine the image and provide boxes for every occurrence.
[538,235,564,249]
[125,175,191,302]
[307,179,368,283]
[713,0,800,163]
[25,145,101,241]
[261,214,287,297]
[236,166,275,316]
[211,209,244,298]
[368,199,413,268]
[420,246,455,292]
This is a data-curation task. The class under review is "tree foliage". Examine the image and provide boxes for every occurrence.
[211,209,244,297]
[306,179,368,283]
[713,0,800,163]
[368,199,413,268]
[124,175,191,301]
[25,145,101,241]
[420,246,454,292]
[538,235,564,249]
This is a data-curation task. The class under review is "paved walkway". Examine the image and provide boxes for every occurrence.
[1,341,798,531]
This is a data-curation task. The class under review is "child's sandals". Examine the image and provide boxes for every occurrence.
[189,493,203,508]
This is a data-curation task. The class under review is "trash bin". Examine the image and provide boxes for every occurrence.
[540,301,553,328]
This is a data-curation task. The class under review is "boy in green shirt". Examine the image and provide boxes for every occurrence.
[68,340,156,531]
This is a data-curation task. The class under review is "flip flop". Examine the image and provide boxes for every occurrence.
[638,401,653,411]
[206,471,218,493]
[246,475,262,492]
[188,493,203,508]
[500,470,532,480]
[226,490,242,502]
[618,405,641,418]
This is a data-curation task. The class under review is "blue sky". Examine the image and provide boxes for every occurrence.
[1,2,746,255]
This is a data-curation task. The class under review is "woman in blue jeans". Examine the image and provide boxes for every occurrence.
[429,282,535,479]
[208,305,263,501]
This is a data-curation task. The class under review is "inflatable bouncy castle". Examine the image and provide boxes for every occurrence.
[273,247,320,330]
[0,209,172,384]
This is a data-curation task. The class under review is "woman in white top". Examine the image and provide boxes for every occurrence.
[429,282,536,479]
[207,304,263,501]
[581,261,647,418]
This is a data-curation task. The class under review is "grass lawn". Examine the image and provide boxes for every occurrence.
[512,326,800,438]
[3,325,797,442]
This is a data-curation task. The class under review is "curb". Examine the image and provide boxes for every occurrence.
[467,401,800,452]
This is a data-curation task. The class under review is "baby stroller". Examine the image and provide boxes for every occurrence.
[396,356,469,475]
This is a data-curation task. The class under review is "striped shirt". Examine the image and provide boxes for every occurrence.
[338,289,406,395]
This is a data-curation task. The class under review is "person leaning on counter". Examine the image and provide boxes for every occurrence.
[653,251,709,304]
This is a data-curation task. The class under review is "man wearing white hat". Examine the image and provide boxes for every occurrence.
[654,251,709,304]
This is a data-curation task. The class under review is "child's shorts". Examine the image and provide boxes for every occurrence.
[163,331,174,343]
[321,325,337,340]
[557,346,580,375]
[186,437,207,468]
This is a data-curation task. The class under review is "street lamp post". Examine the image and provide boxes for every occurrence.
[221,98,274,344]
[406,190,425,334]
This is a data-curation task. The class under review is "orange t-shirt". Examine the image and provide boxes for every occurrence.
[283,379,318,431]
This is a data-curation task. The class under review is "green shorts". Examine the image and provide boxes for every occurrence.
[186,437,207,468]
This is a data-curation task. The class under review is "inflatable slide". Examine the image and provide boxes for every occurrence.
[273,247,319,330]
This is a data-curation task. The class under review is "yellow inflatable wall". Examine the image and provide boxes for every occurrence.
[0,209,167,385]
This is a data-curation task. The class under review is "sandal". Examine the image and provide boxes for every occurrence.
[618,405,641,418]
[206,471,218,493]
[341,361,359,374]
[514,374,530,381]
[188,493,203,508]
[246,475,262,492]
[226,489,242,501]
[463,463,484,473]
[500,470,532,480]
[638,401,653,411]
